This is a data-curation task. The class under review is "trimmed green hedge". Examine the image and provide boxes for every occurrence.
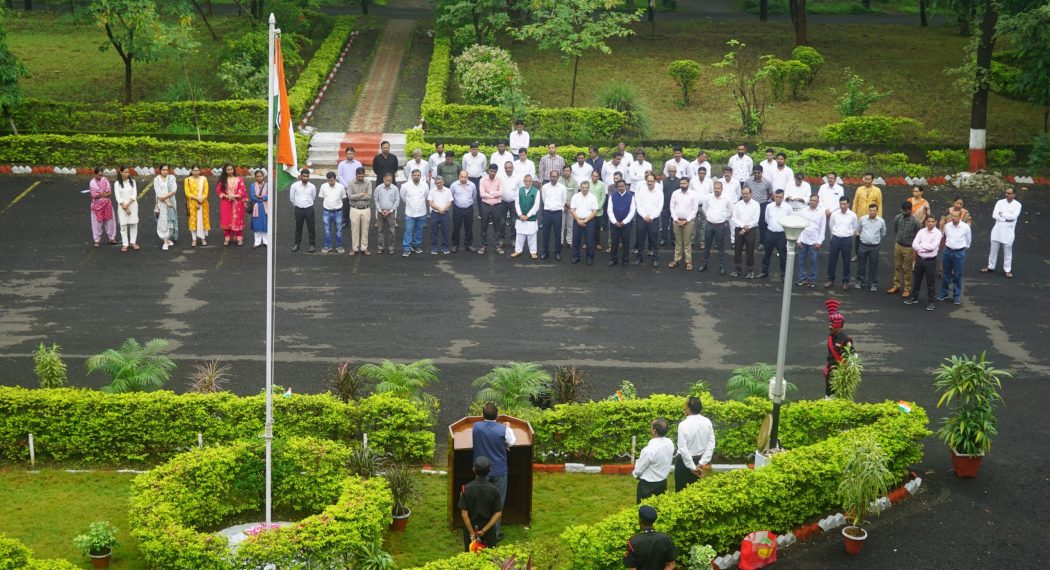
[7,99,267,136]
[409,540,567,570]
[0,133,311,168]
[422,36,451,112]
[0,387,434,464]
[128,437,391,569]
[0,534,79,569]
[820,116,926,145]
[287,17,356,120]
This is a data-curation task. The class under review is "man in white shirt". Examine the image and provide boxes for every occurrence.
[399,169,429,257]
[508,120,530,151]
[817,172,845,217]
[427,176,453,254]
[405,148,430,186]
[633,173,664,267]
[905,215,944,311]
[632,418,675,503]
[796,194,827,287]
[601,152,627,188]
[427,142,446,177]
[489,141,514,175]
[758,148,776,182]
[731,187,760,279]
[540,171,567,261]
[668,176,700,270]
[727,143,754,184]
[769,152,794,195]
[497,161,521,248]
[289,169,317,253]
[318,171,347,254]
[983,186,1022,278]
[512,147,536,185]
[700,180,732,275]
[719,166,742,204]
[663,145,692,180]
[938,210,972,305]
[786,172,811,211]
[627,149,652,193]
[690,150,712,184]
[689,166,714,250]
[675,396,715,492]
[570,152,593,187]
[569,180,599,265]
[607,179,636,267]
[825,196,859,289]
[760,189,790,279]
[336,147,362,228]
[449,171,477,253]
[462,143,488,211]
[616,142,634,167]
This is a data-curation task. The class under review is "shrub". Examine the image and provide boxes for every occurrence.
[473,363,551,412]
[422,36,452,112]
[0,534,79,570]
[726,363,796,401]
[832,67,892,117]
[7,99,268,135]
[1030,133,1050,173]
[287,17,357,119]
[33,342,67,389]
[359,359,440,408]
[453,45,526,108]
[667,59,703,107]
[764,57,810,100]
[384,462,423,518]
[830,346,863,401]
[186,360,231,394]
[72,521,119,556]
[934,353,1008,455]
[86,338,176,393]
[819,116,924,145]
[987,148,1017,169]
[791,45,824,86]
[593,81,651,139]
[549,365,588,405]
[330,359,371,402]
[926,149,968,171]
[837,433,894,528]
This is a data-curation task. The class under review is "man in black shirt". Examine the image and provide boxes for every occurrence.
[624,505,677,570]
[458,456,503,551]
[661,165,680,245]
[372,140,399,183]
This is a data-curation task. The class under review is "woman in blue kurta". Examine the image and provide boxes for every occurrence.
[249,169,269,248]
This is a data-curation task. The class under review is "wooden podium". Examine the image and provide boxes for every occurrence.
[447,415,534,529]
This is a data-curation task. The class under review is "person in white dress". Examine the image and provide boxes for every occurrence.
[113,166,139,252]
[982,186,1022,278]
[153,163,178,250]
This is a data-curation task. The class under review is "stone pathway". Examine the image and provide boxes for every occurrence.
[346,19,415,133]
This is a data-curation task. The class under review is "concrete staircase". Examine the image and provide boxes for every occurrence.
[306,132,406,180]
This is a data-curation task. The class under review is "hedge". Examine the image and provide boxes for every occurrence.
[820,116,926,145]
[409,540,568,570]
[6,99,267,136]
[0,133,310,169]
[128,437,391,569]
[0,534,79,570]
[0,387,434,464]
[287,16,357,120]
[421,36,452,112]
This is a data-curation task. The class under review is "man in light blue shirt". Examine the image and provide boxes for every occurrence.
[855,204,887,291]
[450,171,477,253]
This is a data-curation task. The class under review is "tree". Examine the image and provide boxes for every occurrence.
[358,359,439,407]
[472,363,551,411]
[0,10,29,134]
[89,0,196,104]
[436,0,519,46]
[967,0,997,170]
[712,39,771,136]
[998,4,1050,132]
[513,0,642,107]
[789,0,807,46]
[86,338,176,393]
[667,59,701,107]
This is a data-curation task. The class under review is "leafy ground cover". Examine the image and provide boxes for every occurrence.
[487,21,1040,144]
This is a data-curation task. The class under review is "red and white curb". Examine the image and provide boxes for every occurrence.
[299,31,359,132]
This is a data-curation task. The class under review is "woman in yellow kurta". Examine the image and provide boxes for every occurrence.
[185,165,211,247]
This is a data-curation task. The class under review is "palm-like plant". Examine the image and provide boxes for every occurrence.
[87,338,176,393]
[837,434,894,529]
[934,352,1009,455]
[830,346,863,401]
[473,363,551,411]
[358,359,439,407]
[726,363,797,401]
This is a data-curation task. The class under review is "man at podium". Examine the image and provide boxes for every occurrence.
[472,402,516,540]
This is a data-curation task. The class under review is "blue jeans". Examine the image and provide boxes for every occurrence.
[403,215,425,251]
[940,248,966,302]
[798,242,819,283]
[322,209,342,249]
[827,236,852,283]
[430,211,450,250]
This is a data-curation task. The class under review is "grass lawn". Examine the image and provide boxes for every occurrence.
[0,469,144,569]
[5,12,331,103]
[489,21,1041,144]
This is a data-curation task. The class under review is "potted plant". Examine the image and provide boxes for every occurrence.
[933,352,1008,478]
[384,463,422,532]
[836,434,894,555]
[73,521,119,568]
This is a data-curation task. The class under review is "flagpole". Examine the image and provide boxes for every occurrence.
[264,11,277,528]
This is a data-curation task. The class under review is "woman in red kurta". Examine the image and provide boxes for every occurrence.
[216,163,247,245]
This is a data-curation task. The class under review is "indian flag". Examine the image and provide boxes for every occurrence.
[897,401,913,414]
[272,36,298,191]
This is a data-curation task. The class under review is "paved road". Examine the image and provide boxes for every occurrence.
[0,175,1046,566]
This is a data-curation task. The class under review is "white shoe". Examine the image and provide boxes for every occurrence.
[162,243,169,251]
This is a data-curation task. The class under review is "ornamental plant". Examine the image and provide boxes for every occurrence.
[791,45,824,86]
[836,433,894,529]
[453,45,529,109]
[187,359,231,393]
[473,362,551,412]
[934,352,1008,455]
[330,359,372,402]
[383,463,423,518]
[667,59,702,107]
[726,363,797,401]
[33,342,67,388]
[86,338,176,393]
[358,359,439,408]
[72,521,119,556]
[832,67,892,117]
[687,544,717,569]
[830,346,863,402]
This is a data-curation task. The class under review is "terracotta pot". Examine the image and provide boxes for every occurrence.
[951,450,984,478]
[842,526,867,555]
[89,547,112,569]
[389,508,411,532]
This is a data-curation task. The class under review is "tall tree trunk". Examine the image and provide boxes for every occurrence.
[570,56,580,107]
[863,0,870,8]
[205,0,212,15]
[361,0,369,15]
[790,0,808,46]
[760,0,768,21]
[123,56,134,105]
[960,0,972,35]
[969,1,997,171]
[23,0,31,9]
[191,0,219,40]
[5,108,17,135]
[920,0,928,26]
[473,9,482,44]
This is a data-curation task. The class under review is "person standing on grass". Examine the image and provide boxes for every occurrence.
[153,163,178,251]
[512,175,540,259]
[825,197,858,290]
[855,204,886,292]
[216,163,247,247]
[249,169,269,249]
[184,165,210,247]
[851,173,883,261]
[113,166,139,252]
[796,194,826,288]
[632,418,674,504]
[570,180,599,265]
[318,171,347,254]
[905,215,943,311]
[675,396,715,492]
[400,169,429,257]
[347,167,373,256]
[428,177,453,255]
[938,210,972,306]
[373,173,400,255]
[982,186,1022,278]
[459,456,503,552]
[289,169,317,253]
[450,170,477,254]
[886,201,918,297]
[89,167,118,247]
[624,506,677,570]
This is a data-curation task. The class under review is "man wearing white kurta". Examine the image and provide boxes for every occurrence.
[632,418,675,503]
[983,187,1022,277]
[786,173,811,211]
[627,151,653,193]
[512,175,540,258]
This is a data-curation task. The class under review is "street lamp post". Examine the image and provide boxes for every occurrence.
[769,214,810,450]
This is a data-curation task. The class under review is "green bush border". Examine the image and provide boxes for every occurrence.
[6,100,268,137]
[287,16,357,120]
[0,387,434,464]
[128,437,392,569]
[0,533,79,570]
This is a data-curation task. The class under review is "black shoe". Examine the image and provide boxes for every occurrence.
[926,302,936,311]
[631,248,638,255]
[632,258,643,266]
[659,239,667,246]
[904,297,919,305]
[608,260,618,266]
[308,245,315,253]
[291,243,300,252]
[571,258,580,264]
[540,254,550,260]
[586,259,593,265]
[652,260,659,268]
[450,246,458,253]
[936,296,948,302]
[795,279,806,286]
[757,272,769,279]
[466,246,476,253]
[697,264,708,272]
[411,247,423,254]
[554,254,561,262]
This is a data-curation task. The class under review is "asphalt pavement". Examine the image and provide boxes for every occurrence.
[0,174,1046,567]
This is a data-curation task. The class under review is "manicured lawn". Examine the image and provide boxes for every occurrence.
[0,469,145,569]
[489,21,1040,144]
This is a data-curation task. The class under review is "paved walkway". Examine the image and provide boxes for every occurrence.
[346,19,415,133]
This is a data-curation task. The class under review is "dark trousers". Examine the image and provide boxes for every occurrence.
[479,202,505,248]
[609,221,633,263]
[469,176,482,216]
[500,201,515,243]
[857,242,881,285]
[451,205,474,248]
[912,256,938,301]
[635,218,659,260]
[636,478,667,504]
[659,209,673,242]
[703,222,727,266]
[828,235,852,283]
[294,206,316,246]
[540,210,562,255]
[854,234,863,258]
[673,455,701,492]
[762,230,787,275]
[758,201,769,245]
[595,213,606,247]
[430,211,450,249]
[572,218,596,260]
[733,227,757,270]
[341,197,350,226]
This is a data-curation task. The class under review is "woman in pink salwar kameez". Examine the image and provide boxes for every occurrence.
[89,167,117,247]
[216,163,247,246]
